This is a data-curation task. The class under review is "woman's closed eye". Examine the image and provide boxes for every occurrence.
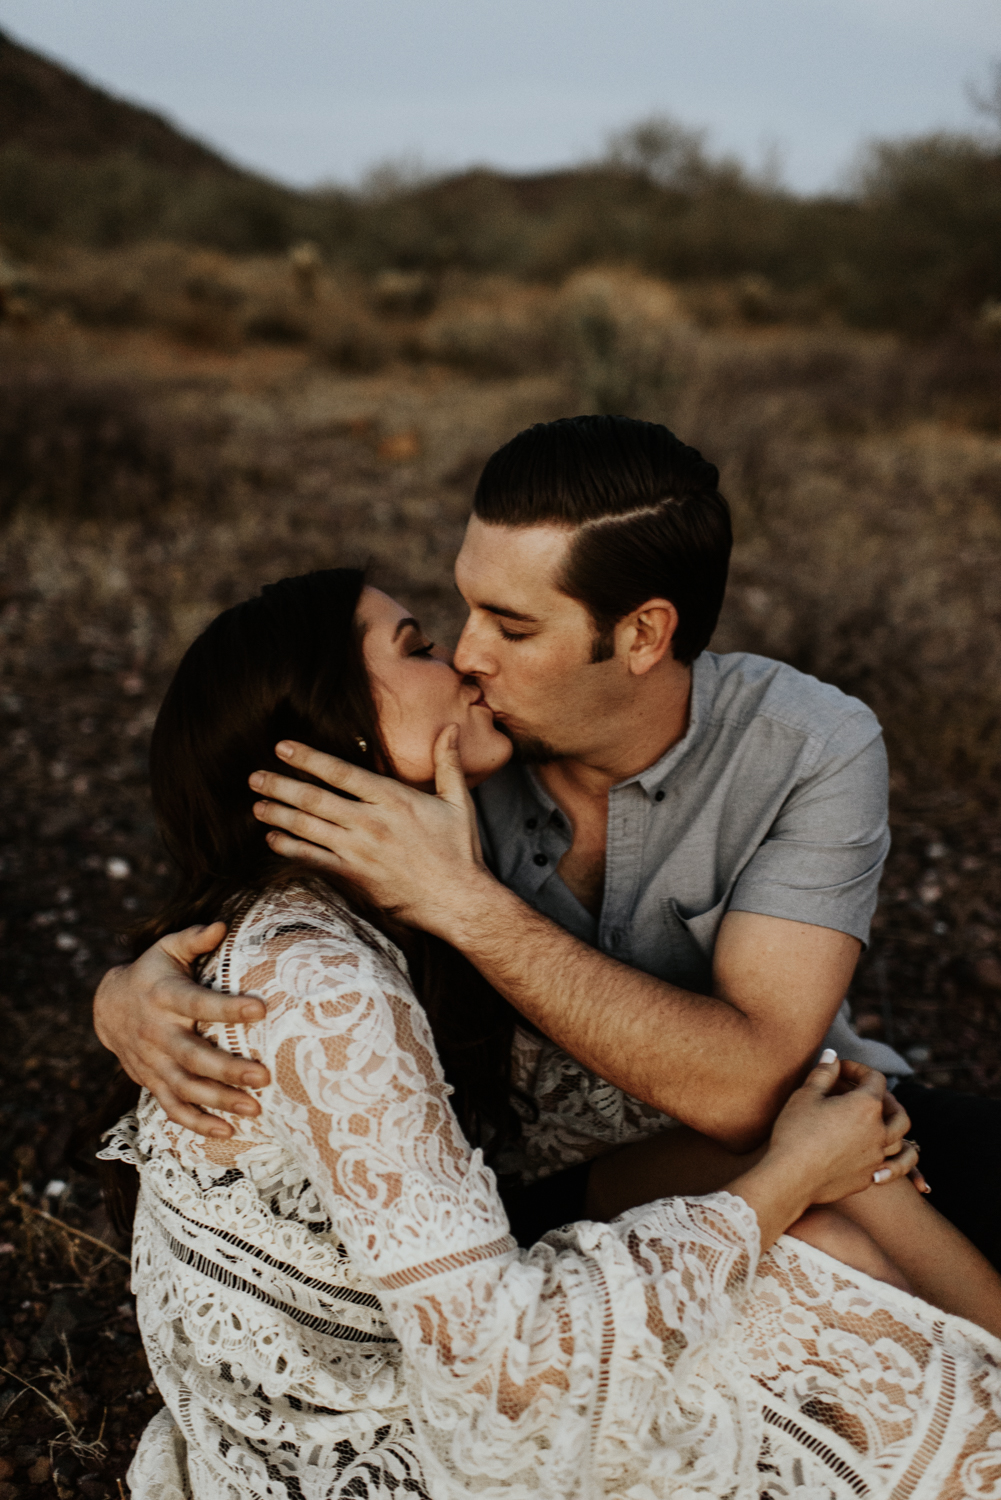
[410,641,436,658]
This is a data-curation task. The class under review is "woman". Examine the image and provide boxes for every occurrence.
[102,567,1001,1500]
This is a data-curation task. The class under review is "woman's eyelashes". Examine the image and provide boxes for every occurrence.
[409,641,435,658]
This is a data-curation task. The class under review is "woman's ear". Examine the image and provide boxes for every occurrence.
[621,599,679,675]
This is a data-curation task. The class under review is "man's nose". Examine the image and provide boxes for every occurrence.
[453,620,491,678]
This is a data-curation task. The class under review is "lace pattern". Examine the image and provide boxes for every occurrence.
[103,883,1001,1499]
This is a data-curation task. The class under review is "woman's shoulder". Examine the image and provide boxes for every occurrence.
[205,880,410,998]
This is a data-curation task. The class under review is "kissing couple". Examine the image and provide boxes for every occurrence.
[95,416,1001,1499]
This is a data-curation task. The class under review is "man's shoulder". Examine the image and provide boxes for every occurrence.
[701,651,881,753]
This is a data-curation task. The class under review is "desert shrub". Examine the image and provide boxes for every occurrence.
[0,354,234,525]
[845,133,1001,333]
[418,280,559,375]
[308,297,390,371]
[556,268,696,415]
[35,243,249,349]
[673,336,1001,784]
[0,359,180,522]
[0,146,311,254]
[4,115,1000,338]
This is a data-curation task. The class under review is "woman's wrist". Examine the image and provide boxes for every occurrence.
[727,1154,815,1252]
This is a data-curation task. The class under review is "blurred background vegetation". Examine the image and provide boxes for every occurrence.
[2,27,1001,336]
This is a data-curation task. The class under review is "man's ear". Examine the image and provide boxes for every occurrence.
[619,599,679,675]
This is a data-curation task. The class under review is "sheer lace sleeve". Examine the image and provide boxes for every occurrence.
[217,888,764,1499]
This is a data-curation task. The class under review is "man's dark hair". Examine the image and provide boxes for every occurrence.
[473,414,732,665]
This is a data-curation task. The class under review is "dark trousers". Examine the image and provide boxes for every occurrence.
[504,1081,1001,1271]
[892,1079,1001,1270]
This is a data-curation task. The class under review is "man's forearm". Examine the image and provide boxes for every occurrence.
[435,875,795,1148]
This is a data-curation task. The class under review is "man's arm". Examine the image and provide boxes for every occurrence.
[398,883,855,1149]
[93,922,269,1139]
[247,731,859,1149]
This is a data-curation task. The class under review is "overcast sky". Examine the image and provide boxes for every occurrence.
[1,0,997,192]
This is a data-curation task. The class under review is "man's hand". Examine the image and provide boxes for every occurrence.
[93,923,270,1139]
[249,726,492,931]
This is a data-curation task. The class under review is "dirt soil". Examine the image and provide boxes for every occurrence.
[2,328,1000,1499]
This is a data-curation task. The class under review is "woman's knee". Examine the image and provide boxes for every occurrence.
[786,1206,913,1292]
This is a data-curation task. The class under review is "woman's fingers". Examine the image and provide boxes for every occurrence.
[881,1089,911,1148]
[872,1142,920,1184]
[803,1048,841,1094]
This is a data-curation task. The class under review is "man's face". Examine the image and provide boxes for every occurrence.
[452,516,635,762]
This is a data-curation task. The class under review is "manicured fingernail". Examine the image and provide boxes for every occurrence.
[240,1005,262,1021]
[873,1168,892,1183]
[819,1048,837,1064]
[249,772,265,789]
[922,1182,932,1193]
[276,741,294,759]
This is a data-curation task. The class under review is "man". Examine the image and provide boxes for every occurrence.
[94,415,999,1262]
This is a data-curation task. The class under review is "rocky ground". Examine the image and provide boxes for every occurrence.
[1,324,999,1498]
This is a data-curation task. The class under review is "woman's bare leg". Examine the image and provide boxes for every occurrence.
[585,1126,765,1219]
[785,1206,912,1291]
[587,1128,918,1295]
[838,1177,1001,1339]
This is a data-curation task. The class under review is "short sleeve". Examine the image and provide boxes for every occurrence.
[728,714,889,945]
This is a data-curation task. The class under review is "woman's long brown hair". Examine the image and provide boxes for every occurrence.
[94,568,527,1230]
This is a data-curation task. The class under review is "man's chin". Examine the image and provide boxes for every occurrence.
[496,722,562,766]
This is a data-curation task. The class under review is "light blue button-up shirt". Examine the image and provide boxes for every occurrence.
[475,650,909,1076]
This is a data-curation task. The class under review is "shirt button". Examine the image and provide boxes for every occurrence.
[550,811,564,828]
[525,817,538,830]
[533,853,548,867]
[654,790,665,803]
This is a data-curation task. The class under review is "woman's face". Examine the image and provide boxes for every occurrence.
[357,587,512,789]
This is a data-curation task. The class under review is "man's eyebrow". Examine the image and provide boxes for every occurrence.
[479,603,540,624]
[392,616,422,640]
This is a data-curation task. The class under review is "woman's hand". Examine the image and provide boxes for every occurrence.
[92,924,270,1139]
[769,1054,915,1202]
[729,1052,919,1250]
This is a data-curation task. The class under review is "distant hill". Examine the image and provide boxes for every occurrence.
[0,26,239,175]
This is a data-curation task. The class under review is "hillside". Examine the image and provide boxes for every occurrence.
[0,25,239,174]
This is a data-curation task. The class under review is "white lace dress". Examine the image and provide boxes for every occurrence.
[101,884,1001,1500]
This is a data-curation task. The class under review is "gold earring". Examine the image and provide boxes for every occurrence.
[355,735,368,752]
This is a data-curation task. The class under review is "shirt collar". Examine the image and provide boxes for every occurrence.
[626,652,712,799]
